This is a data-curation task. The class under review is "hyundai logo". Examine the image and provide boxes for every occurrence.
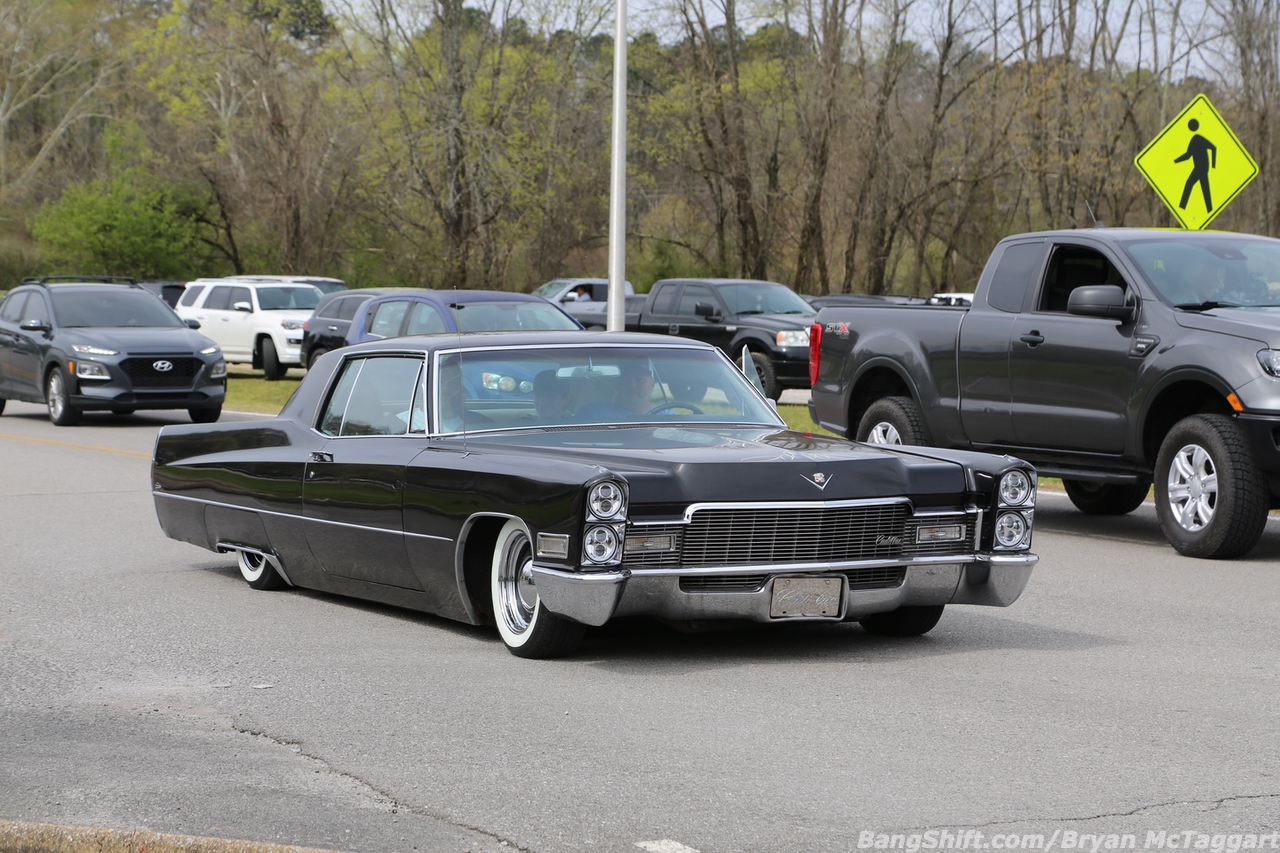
[152,360,174,372]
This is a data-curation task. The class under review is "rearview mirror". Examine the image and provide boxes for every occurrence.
[233,301,253,313]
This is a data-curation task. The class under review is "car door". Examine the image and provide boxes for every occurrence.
[302,354,427,590]
[197,285,250,360]
[8,291,51,398]
[957,239,1047,448]
[673,283,735,353]
[0,291,28,395]
[1007,239,1142,454]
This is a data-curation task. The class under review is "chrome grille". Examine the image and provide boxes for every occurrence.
[625,505,975,570]
[679,567,905,593]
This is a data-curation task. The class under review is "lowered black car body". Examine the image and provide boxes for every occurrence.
[152,332,1037,657]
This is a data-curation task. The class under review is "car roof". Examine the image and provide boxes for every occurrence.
[362,289,551,305]
[1005,227,1278,243]
[313,286,418,308]
[18,276,142,289]
[345,330,717,354]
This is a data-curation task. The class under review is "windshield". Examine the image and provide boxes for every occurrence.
[718,281,815,315]
[432,345,781,434]
[449,301,581,331]
[258,286,321,310]
[1124,237,1280,308]
[51,289,187,328]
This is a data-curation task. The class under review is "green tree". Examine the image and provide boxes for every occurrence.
[30,171,204,277]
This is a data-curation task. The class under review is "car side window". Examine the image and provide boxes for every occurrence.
[678,285,716,317]
[319,356,423,437]
[204,287,231,310]
[0,292,28,322]
[229,286,253,310]
[649,286,678,316]
[987,242,1047,314]
[179,285,205,307]
[336,296,364,321]
[367,300,410,337]
[1038,245,1125,312]
[24,293,50,325]
[405,302,447,335]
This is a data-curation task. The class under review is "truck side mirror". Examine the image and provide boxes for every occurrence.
[233,301,253,313]
[1068,285,1136,322]
[695,302,721,322]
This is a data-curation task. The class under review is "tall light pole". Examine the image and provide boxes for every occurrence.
[606,0,627,331]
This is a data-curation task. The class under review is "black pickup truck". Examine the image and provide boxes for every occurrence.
[809,227,1280,559]
[624,278,816,400]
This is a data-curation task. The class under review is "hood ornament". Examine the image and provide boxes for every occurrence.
[803,472,832,490]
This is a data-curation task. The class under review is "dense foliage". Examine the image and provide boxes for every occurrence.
[2,0,1277,294]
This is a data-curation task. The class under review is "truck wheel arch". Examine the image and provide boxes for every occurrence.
[1140,373,1236,466]
[848,362,921,440]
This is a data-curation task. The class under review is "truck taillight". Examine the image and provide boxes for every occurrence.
[808,322,822,386]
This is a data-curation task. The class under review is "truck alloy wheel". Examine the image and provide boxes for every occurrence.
[856,396,927,445]
[1154,414,1268,559]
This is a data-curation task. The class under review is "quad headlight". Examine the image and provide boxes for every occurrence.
[992,468,1035,550]
[999,470,1034,506]
[588,481,626,520]
[583,479,628,566]
[583,526,620,563]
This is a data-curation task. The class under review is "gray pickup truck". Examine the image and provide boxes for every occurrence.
[809,227,1280,559]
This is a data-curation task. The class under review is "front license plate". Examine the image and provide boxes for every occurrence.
[770,576,843,618]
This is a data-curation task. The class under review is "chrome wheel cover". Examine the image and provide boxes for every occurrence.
[867,421,902,445]
[1166,443,1218,532]
[496,533,537,635]
[238,550,266,583]
[47,371,65,420]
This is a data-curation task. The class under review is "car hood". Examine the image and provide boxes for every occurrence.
[731,313,817,331]
[59,326,219,354]
[458,426,977,504]
[1171,305,1280,347]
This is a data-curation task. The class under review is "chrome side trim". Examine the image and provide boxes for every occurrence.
[154,491,454,542]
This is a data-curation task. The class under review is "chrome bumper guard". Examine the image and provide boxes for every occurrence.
[532,553,1037,627]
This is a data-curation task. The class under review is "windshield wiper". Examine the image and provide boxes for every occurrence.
[1174,301,1242,311]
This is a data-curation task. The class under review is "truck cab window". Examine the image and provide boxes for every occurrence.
[1039,245,1125,312]
[987,242,1046,313]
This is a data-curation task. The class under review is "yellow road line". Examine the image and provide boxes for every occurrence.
[0,431,152,460]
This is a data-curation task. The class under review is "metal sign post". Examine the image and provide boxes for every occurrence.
[606,0,627,331]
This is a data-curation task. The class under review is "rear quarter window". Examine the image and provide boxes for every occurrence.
[986,242,1047,314]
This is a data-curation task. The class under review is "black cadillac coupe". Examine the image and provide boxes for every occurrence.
[152,331,1039,658]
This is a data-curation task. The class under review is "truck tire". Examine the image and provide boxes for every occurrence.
[856,396,926,445]
[1154,414,1268,559]
[750,353,780,400]
[261,338,287,381]
[1062,479,1151,515]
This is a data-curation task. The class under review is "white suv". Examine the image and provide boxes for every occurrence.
[176,277,323,380]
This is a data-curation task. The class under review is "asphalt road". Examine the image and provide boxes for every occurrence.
[1,400,1278,853]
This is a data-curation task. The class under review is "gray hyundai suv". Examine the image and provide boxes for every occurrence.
[0,277,227,425]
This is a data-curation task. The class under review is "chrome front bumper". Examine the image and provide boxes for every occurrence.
[531,554,1037,627]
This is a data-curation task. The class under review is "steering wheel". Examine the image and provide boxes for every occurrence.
[648,401,704,415]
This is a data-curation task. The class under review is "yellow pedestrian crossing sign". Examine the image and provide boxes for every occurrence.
[1134,94,1257,230]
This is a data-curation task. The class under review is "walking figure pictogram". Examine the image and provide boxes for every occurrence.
[1175,119,1217,213]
